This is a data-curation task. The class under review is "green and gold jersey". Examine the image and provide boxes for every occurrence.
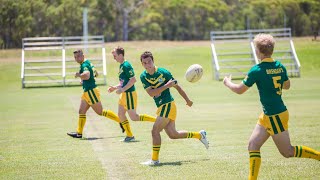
[243,58,289,115]
[119,60,135,92]
[80,59,97,92]
[140,67,174,107]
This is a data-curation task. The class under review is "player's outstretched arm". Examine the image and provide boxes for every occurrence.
[223,75,248,94]
[173,84,193,107]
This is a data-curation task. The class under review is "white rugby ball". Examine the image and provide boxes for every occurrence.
[185,64,203,83]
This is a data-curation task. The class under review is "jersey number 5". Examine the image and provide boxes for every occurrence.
[272,76,282,95]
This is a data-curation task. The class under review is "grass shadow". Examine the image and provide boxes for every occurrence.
[81,137,104,141]
[149,158,210,167]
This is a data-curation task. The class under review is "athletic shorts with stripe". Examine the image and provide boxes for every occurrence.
[257,110,289,135]
[119,91,137,110]
[156,101,177,121]
[81,87,101,105]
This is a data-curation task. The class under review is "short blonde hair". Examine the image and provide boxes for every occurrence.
[253,33,275,56]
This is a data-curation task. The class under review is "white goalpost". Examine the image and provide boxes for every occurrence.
[21,36,107,88]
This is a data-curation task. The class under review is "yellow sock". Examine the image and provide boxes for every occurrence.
[76,114,86,134]
[249,151,261,180]
[294,146,320,160]
[102,109,120,123]
[121,120,133,137]
[152,145,161,161]
[187,132,201,139]
[139,114,156,122]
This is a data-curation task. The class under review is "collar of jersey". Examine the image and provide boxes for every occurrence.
[260,58,274,63]
[147,66,158,75]
[80,59,87,64]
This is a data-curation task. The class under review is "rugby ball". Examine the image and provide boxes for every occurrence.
[185,64,203,83]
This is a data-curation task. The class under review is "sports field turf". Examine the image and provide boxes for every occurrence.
[0,38,319,179]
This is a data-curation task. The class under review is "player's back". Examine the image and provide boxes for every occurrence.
[254,59,288,115]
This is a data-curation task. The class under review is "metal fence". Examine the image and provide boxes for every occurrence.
[210,28,300,80]
[21,36,107,88]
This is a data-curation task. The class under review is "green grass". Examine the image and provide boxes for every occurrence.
[0,38,319,179]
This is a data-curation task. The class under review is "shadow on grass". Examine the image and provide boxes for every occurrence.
[81,137,104,141]
[149,158,210,167]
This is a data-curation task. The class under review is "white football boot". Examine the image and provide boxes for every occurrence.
[199,130,209,149]
[140,159,160,166]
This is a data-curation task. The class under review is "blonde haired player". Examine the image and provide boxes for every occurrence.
[67,49,122,138]
[223,33,320,180]
[139,51,209,166]
[108,46,156,142]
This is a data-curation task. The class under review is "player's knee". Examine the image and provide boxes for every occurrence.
[151,128,160,137]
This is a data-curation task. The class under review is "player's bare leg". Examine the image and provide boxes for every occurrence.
[248,124,270,180]
[67,100,90,138]
[273,131,320,160]
[141,116,169,166]
[118,104,134,142]
[127,109,156,122]
[91,102,123,132]
[164,120,209,149]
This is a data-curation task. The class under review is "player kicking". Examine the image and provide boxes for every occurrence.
[223,34,320,180]
[139,51,209,166]
[108,46,156,142]
[67,49,122,138]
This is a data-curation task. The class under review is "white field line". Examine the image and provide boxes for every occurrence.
[69,95,129,180]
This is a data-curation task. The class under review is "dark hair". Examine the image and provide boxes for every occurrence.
[140,51,153,62]
[115,46,125,56]
[73,49,83,55]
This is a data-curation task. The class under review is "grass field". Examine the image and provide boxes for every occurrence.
[0,38,319,179]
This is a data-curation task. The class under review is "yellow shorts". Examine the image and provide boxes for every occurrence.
[81,87,101,106]
[156,101,177,121]
[257,110,289,135]
[118,91,137,110]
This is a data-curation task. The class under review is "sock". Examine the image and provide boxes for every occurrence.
[249,151,261,180]
[76,114,86,134]
[121,120,133,137]
[187,132,201,139]
[294,146,320,160]
[102,109,120,123]
[152,145,161,161]
[139,114,156,122]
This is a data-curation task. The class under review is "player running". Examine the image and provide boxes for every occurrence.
[223,34,320,180]
[139,51,209,166]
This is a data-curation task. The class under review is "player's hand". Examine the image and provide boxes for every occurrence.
[166,79,177,88]
[80,80,83,85]
[186,100,193,107]
[75,72,81,78]
[223,74,232,86]
[108,86,117,93]
[116,88,123,94]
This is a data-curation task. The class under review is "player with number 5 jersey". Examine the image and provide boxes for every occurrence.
[223,33,320,180]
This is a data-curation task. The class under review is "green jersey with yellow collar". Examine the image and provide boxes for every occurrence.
[119,60,135,92]
[80,59,97,92]
[140,67,174,107]
[243,58,289,115]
